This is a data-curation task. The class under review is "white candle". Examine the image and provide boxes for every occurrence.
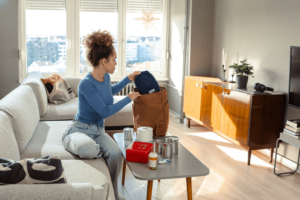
[224,53,227,69]
[222,48,224,66]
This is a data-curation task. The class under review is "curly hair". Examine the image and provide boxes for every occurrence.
[82,30,115,67]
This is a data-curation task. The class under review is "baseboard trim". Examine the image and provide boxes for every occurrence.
[258,149,300,174]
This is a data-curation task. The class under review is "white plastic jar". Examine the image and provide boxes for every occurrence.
[149,152,158,170]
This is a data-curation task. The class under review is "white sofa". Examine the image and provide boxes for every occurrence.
[21,71,134,128]
[0,85,121,199]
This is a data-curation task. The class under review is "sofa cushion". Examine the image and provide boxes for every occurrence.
[40,96,134,127]
[20,120,77,160]
[0,85,39,153]
[0,111,20,161]
[40,97,78,121]
[0,155,67,184]
[105,96,134,126]
[62,159,114,200]
[65,77,81,97]
[21,71,48,117]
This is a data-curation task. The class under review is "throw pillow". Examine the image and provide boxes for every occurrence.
[0,155,67,184]
[41,73,75,105]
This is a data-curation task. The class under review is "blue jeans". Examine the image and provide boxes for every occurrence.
[62,119,123,196]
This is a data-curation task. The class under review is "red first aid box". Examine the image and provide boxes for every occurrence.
[126,142,154,164]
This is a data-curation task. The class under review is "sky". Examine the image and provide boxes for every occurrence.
[26,10,163,38]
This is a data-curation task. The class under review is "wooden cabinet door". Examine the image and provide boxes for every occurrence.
[221,89,251,145]
[183,77,202,121]
[200,83,223,131]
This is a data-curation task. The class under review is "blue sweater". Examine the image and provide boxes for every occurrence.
[75,73,132,125]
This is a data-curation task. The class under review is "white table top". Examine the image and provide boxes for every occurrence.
[113,133,210,180]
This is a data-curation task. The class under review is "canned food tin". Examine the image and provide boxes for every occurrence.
[123,127,134,141]
[154,140,164,155]
[165,136,179,155]
[162,141,173,159]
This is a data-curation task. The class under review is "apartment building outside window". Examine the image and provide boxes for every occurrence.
[18,0,169,82]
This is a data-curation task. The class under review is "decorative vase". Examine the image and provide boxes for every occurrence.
[236,75,248,89]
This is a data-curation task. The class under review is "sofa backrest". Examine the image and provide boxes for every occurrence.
[65,77,81,97]
[0,111,20,161]
[0,85,40,154]
[21,71,48,116]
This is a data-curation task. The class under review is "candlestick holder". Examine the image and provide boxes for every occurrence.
[220,65,227,82]
[228,73,236,83]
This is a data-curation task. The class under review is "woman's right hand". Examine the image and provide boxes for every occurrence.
[128,92,141,101]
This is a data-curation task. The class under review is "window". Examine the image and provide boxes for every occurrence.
[79,0,118,75]
[18,0,169,82]
[25,0,67,74]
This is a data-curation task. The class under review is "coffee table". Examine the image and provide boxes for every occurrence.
[113,133,209,200]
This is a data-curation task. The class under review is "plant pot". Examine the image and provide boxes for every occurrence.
[236,75,248,89]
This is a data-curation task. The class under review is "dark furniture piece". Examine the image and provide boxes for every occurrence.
[184,76,286,165]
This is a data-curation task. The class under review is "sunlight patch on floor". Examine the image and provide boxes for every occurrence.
[196,169,225,196]
[185,132,231,143]
[216,145,273,168]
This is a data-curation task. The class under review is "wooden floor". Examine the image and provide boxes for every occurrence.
[109,115,300,200]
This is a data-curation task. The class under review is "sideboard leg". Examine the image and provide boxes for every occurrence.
[248,150,252,165]
[270,148,274,163]
[187,118,191,128]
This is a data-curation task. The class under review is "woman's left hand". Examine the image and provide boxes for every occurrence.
[128,71,141,81]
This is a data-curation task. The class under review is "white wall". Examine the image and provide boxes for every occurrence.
[188,0,215,76]
[211,0,300,171]
[0,0,20,99]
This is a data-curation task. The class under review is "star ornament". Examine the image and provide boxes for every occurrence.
[135,9,161,32]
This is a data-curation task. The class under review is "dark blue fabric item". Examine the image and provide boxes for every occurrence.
[135,71,160,95]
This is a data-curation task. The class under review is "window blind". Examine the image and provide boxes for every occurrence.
[80,0,118,12]
[26,0,66,10]
[127,0,163,14]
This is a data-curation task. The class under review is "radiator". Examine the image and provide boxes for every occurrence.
[113,82,136,96]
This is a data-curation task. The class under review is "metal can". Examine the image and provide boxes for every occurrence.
[165,136,179,155]
[123,127,134,141]
[162,141,173,159]
[154,139,164,155]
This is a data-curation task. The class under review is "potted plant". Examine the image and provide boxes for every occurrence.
[229,59,254,89]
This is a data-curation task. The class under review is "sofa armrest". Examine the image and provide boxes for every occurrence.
[65,77,82,97]
[21,71,48,117]
[0,183,97,200]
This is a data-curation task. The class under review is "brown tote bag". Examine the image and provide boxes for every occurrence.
[132,86,169,137]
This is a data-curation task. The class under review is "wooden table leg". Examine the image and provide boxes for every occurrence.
[248,150,252,166]
[186,177,192,200]
[147,180,153,200]
[158,179,160,182]
[270,148,274,163]
[187,118,191,128]
[122,159,126,185]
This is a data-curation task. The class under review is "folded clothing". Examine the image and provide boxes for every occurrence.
[41,73,75,105]
[135,71,160,95]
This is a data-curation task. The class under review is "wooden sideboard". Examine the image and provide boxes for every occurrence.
[183,76,286,165]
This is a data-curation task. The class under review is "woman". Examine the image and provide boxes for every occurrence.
[62,30,141,200]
